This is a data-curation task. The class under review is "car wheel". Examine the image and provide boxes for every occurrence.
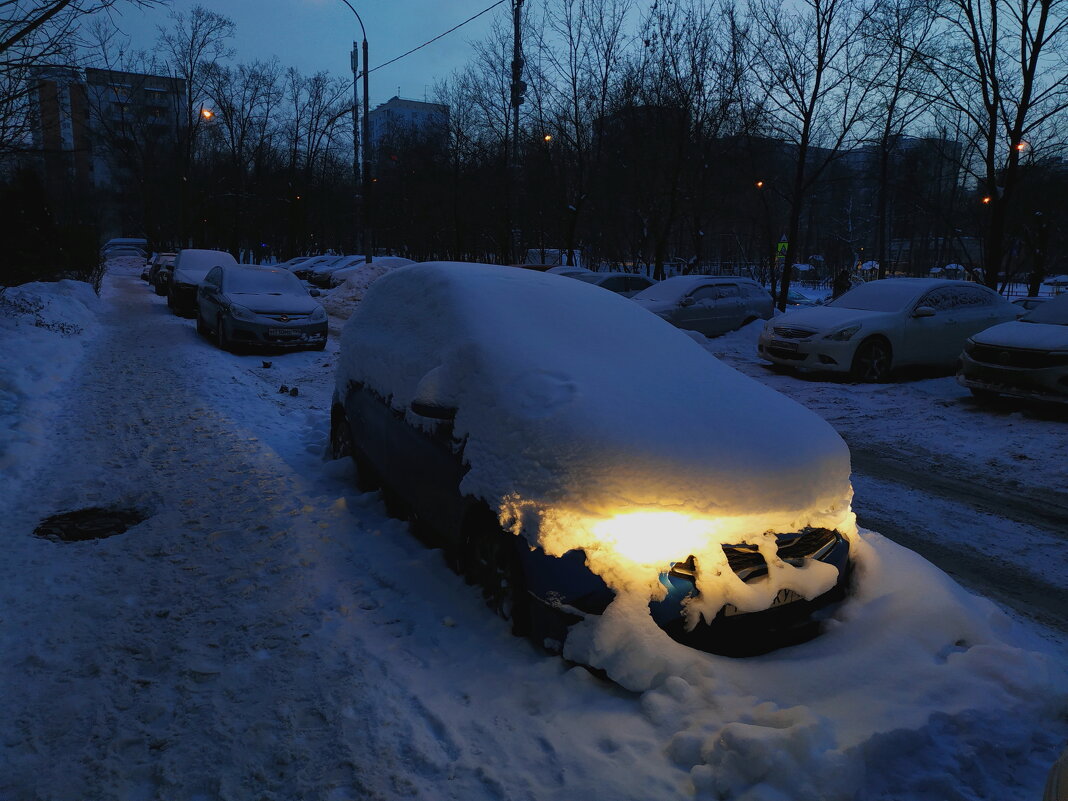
[215,316,230,352]
[154,283,166,296]
[462,510,530,636]
[195,312,209,337]
[850,338,893,382]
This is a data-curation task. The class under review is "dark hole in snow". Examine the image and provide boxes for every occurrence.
[33,507,147,543]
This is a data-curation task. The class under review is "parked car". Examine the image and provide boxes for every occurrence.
[293,255,344,280]
[168,249,238,316]
[195,264,327,351]
[569,271,656,297]
[631,275,773,337]
[781,289,823,307]
[758,278,1016,381]
[957,292,1068,403]
[101,237,148,259]
[546,265,593,278]
[275,256,317,272]
[1011,296,1049,314]
[308,255,367,288]
[327,256,415,288]
[330,262,853,654]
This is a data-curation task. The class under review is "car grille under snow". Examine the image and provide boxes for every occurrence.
[669,527,840,583]
[772,326,816,339]
[968,344,1068,369]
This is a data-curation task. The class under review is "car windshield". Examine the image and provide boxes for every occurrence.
[826,281,921,312]
[226,269,302,295]
[1020,294,1068,325]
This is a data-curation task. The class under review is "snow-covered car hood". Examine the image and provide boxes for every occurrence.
[972,320,1068,351]
[226,293,320,315]
[770,305,893,333]
[339,263,855,615]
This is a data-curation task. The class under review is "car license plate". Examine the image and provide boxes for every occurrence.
[268,327,296,337]
[722,588,804,617]
[769,340,799,351]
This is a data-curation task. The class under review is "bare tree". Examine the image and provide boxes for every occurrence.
[921,0,1068,288]
[745,0,879,310]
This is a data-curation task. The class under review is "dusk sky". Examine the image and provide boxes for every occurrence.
[111,0,505,107]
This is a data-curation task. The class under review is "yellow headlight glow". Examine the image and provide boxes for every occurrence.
[590,511,719,567]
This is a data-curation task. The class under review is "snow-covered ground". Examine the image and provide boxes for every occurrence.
[0,263,1065,800]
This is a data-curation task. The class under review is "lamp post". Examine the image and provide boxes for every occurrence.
[338,0,372,263]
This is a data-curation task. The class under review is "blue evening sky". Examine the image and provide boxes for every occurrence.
[110,0,505,106]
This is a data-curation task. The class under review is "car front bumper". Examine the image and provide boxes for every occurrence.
[957,351,1068,403]
[757,329,857,373]
[226,315,328,349]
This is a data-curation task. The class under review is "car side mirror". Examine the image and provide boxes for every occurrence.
[680,296,695,307]
[912,305,936,318]
[309,288,321,297]
[410,400,456,421]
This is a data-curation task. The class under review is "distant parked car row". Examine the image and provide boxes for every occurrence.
[140,248,329,352]
[756,277,1068,404]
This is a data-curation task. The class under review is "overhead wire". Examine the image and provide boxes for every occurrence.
[363,0,509,76]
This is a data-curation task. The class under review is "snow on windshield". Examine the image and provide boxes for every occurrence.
[1022,293,1068,325]
[225,268,302,295]
[827,280,923,312]
[338,262,854,626]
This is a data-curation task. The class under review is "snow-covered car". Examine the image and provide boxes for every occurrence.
[569,271,656,297]
[758,278,1016,381]
[327,256,414,288]
[957,292,1068,404]
[274,255,317,273]
[307,255,368,288]
[546,265,593,278]
[168,249,238,316]
[1012,296,1049,314]
[782,288,822,307]
[631,275,773,337]
[330,262,854,654]
[292,255,344,280]
[195,264,327,352]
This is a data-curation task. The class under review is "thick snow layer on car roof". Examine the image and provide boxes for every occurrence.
[173,249,237,282]
[339,262,853,615]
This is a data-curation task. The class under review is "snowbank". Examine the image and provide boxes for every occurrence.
[339,262,854,622]
[323,259,411,322]
[0,280,101,504]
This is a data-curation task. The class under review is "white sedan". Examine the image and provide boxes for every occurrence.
[757,278,1016,381]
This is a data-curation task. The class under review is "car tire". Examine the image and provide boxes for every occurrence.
[154,283,166,296]
[195,312,208,337]
[215,316,230,352]
[461,509,531,636]
[850,338,893,382]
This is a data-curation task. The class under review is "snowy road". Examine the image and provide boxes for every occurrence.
[2,267,1065,801]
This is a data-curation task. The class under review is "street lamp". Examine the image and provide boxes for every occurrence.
[337,0,372,263]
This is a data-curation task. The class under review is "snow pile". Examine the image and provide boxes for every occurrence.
[339,262,853,623]
[323,259,412,321]
[0,279,101,502]
[563,530,1068,799]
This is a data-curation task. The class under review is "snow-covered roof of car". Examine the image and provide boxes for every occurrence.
[338,262,852,599]
[174,249,238,276]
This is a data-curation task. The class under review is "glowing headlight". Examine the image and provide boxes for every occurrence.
[229,304,257,322]
[310,305,327,322]
[823,324,860,341]
[590,512,717,566]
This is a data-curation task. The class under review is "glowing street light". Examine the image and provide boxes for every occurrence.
[200,108,214,120]
[1016,140,1029,152]
[755,180,765,189]
[543,133,552,143]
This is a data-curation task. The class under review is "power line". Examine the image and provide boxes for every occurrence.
[365,0,509,76]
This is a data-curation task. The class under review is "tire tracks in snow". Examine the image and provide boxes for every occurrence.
[849,447,1068,632]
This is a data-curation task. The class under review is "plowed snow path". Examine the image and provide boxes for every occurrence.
[0,271,675,801]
